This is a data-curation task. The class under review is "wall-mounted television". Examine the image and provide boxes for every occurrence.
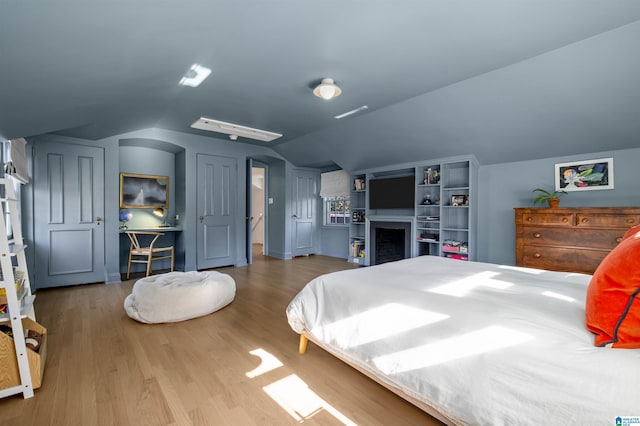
[369,176,415,209]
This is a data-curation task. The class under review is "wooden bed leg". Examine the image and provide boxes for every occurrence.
[299,335,309,354]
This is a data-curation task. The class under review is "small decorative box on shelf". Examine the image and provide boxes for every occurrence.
[417,232,439,243]
[351,209,365,223]
[442,239,468,260]
[444,253,469,261]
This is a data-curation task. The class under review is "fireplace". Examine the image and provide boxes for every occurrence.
[370,220,412,265]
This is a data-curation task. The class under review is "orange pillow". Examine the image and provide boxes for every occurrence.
[585,230,640,348]
[622,224,640,242]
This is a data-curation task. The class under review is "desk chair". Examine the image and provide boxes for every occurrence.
[126,231,174,279]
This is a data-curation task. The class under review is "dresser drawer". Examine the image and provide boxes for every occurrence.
[521,246,608,274]
[520,212,574,226]
[523,227,625,249]
[575,213,638,228]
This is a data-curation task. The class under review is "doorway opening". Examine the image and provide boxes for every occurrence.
[250,165,267,261]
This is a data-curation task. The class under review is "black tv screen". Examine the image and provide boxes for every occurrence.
[369,176,415,209]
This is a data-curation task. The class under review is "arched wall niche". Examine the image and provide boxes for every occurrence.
[119,138,184,154]
[117,138,186,271]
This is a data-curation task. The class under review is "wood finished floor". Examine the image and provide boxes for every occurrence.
[0,252,443,425]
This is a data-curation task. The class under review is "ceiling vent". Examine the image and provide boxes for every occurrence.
[191,117,283,142]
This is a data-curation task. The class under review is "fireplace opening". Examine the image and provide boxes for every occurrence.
[370,221,412,265]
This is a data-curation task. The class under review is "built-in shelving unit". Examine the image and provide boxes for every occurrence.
[348,174,367,264]
[437,160,473,261]
[415,163,442,257]
[348,156,478,266]
[0,179,46,399]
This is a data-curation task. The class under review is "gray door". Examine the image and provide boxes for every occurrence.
[291,170,318,256]
[197,154,237,269]
[33,142,105,288]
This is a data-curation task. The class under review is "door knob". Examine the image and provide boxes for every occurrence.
[96,217,102,225]
[292,214,298,219]
[199,215,204,223]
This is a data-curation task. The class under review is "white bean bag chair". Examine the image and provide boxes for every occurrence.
[124,271,236,324]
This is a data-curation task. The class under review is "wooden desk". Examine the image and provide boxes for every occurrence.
[120,226,182,233]
[119,227,182,275]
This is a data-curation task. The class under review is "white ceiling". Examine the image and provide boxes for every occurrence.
[1,1,639,169]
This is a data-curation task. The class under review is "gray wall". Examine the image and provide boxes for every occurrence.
[477,147,640,265]
[318,146,640,265]
[25,128,292,283]
[119,145,177,229]
[265,158,287,259]
[25,128,637,283]
[320,226,349,258]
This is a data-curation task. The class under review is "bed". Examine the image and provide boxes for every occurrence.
[286,255,640,425]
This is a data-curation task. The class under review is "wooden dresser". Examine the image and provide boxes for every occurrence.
[514,207,640,274]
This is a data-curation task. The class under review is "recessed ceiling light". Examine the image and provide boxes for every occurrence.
[335,105,368,119]
[179,64,211,87]
[191,117,282,142]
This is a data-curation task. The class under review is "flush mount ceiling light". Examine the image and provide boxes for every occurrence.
[179,63,212,87]
[191,117,283,142]
[313,78,342,100]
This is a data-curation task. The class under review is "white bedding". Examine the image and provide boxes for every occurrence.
[286,256,640,425]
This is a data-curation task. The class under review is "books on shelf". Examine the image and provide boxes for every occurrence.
[351,240,365,258]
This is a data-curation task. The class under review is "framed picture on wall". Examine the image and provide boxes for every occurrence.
[555,157,614,191]
[120,173,169,208]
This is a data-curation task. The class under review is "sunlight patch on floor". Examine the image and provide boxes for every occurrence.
[246,348,284,378]
[247,349,357,424]
[263,374,357,425]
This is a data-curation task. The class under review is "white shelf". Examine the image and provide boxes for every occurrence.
[0,178,40,399]
[5,244,27,256]
[0,295,35,324]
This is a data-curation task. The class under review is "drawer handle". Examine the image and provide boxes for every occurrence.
[616,237,623,243]
[533,232,542,238]
[563,217,569,223]
[581,218,588,223]
[526,216,533,222]
[533,253,541,258]
[627,218,635,224]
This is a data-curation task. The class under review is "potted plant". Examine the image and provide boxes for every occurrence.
[533,188,567,208]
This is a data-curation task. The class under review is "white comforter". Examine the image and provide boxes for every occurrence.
[286,256,640,425]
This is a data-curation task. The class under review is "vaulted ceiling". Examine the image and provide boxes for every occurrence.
[2,1,639,171]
